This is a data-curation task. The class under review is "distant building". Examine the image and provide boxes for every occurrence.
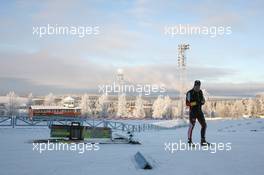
[63,96,76,108]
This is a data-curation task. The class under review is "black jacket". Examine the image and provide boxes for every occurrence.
[186,89,205,111]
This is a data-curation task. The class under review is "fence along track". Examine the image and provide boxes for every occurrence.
[0,116,179,132]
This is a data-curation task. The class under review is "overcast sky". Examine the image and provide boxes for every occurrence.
[0,0,263,96]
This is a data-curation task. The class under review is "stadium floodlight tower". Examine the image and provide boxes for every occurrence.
[178,44,190,117]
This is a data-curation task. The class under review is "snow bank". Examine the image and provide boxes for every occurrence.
[152,119,188,128]
[205,117,224,120]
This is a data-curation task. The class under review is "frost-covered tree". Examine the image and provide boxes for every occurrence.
[200,89,214,117]
[80,93,92,117]
[27,93,33,107]
[203,101,216,117]
[182,95,263,118]
[95,93,109,118]
[260,97,264,115]
[202,89,210,101]
[247,98,256,116]
[152,96,165,119]
[163,96,173,119]
[117,93,129,118]
[243,99,252,116]
[6,91,18,116]
[173,100,181,117]
[231,100,244,118]
[133,95,145,118]
[203,101,210,116]
[44,93,55,106]
[215,101,231,117]
[152,95,173,119]
[255,98,263,115]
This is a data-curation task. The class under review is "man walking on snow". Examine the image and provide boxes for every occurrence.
[186,80,210,146]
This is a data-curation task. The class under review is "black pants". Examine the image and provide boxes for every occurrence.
[188,109,207,141]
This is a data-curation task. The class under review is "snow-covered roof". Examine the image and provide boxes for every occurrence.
[30,105,80,110]
[63,96,75,102]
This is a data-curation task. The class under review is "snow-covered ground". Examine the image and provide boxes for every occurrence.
[0,118,263,175]
[152,118,188,128]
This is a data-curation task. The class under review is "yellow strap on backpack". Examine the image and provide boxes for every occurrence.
[190,102,197,106]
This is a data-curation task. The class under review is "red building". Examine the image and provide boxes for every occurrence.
[29,105,81,118]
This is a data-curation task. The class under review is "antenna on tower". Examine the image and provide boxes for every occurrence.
[178,44,190,117]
